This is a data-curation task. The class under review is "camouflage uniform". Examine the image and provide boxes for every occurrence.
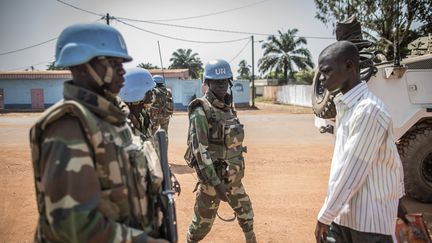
[149,85,173,134]
[30,81,164,242]
[129,109,153,140]
[185,91,254,242]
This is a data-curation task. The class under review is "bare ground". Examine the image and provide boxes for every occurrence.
[0,103,429,243]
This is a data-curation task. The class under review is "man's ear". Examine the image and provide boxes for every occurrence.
[345,59,354,72]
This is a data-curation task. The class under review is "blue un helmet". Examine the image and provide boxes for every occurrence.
[120,68,155,103]
[153,75,165,85]
[55,23,132,67]
[203,59,233,84]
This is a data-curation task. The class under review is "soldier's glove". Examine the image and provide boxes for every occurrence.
[214,182,229,202]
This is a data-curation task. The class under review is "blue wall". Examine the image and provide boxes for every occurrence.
[0,78,250,110]
[0,79,66,109]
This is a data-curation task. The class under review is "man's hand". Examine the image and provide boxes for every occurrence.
[398,199,409,224]
[314,221,330,243]
[214,182,229,202]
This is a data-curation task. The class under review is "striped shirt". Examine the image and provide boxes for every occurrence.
[317,82,405,235]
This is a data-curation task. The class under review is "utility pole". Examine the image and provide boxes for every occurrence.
[106,13,110,25]
[251,35,256,108]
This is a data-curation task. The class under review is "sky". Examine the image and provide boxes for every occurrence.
[0,0,336,77]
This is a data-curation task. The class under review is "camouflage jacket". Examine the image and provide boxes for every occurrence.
[149,86,173,121]
[30,81,163,243]
[129,109,153,140]
[185,91,246,186]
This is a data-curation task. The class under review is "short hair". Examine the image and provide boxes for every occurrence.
[320,41,359,68]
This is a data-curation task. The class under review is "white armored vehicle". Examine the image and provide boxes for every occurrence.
[312,31,432,202]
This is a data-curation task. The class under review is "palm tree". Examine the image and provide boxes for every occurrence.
[169,48,203,79]
[237,60,251,79]
[137,62,159,69]
[258,29,314,84]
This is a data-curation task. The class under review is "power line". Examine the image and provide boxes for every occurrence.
[116,17,334,40]
[54,0,103,17]
[5,58,54,71]
[0,38,57,56]
[146,0,272,22]
[0,18,103,56]
[229,39,252,63]
[117,16,271,36]
[53,0,333,40]
[116,18,250,44]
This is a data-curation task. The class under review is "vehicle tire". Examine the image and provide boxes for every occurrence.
[311,71,337,119]
[397,123,432,202]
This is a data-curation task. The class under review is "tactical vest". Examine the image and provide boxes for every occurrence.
[30,100,163,241]
[185,97,246,167]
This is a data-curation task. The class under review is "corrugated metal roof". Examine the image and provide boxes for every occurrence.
[0,69,191,80]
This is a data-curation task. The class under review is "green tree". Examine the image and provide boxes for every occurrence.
[237,60,251,79]
[169,48,203,79]
[137,62,159,69]
[46,61,68,70]
[258,29,314,84]
[293,69,315,85]
[314,0,432,58]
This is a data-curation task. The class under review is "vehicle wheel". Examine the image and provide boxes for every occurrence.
[311,71,337,119]
[397,123,432,202]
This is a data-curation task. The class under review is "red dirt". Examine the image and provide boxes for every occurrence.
[0,103,428,243]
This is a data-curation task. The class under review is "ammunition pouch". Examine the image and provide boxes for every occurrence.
[214,159,230,184]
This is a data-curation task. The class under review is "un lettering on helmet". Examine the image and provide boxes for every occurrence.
[203,59,233,82]
[215,68,226,75]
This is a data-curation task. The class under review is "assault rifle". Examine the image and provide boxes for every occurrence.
[156,129,178,243]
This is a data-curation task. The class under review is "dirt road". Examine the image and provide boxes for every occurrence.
[0,103,429,242]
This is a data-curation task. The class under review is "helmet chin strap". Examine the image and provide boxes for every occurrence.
[85,56,116,97]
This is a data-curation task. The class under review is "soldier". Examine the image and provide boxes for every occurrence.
[29,23,169,243]
[120,68,155,140]
[120,68,181,196]
[184,59,256,243]
[149,75,174,134]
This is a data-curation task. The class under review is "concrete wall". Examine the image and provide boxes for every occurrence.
[232,80,250,107]
[0,79,66,109]
[263,86,278,101]
[166,79,202,110]
[0,78,251,110]
[277,84,313,107]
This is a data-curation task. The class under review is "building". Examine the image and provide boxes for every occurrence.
[148,68,189,79]
[0,70,250,111]
[0,71,70,110]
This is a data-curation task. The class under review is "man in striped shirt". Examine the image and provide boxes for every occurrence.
[314,41,405,243]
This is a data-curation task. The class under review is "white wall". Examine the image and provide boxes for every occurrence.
[166,79,252,108]
[232,80,250,106]
[165,79,202,109]
[276,84,312,107]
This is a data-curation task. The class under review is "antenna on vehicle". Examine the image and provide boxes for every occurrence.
[157,41,166,80]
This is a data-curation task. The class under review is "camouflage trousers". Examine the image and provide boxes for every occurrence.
[151,117,170,134]
[187,160,254,242]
